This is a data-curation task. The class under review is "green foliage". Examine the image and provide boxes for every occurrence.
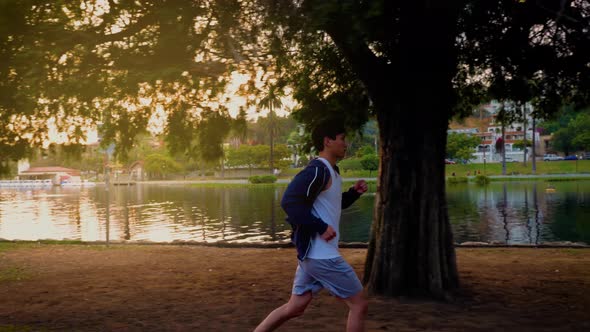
[249,115,297,146]
[271,144,292,170]
[474,175,491,185]
[356,145,376,158]
[0,0,258,169]
[347,120,378,157]
[537,105,582,135]
[143,153,183,179]
[570,112,590,151]
[512,139,530,150]
[447,176,468,184]
[339,158,363,172]
[231,109,249,141]
[360,154,379,175]
[446,133,480,161]
[0,266,28,282]
[226,145,259,170]
[197,110,232,162]
[551,110,590,155]
[226,144,291,171]
[248,175,277,184]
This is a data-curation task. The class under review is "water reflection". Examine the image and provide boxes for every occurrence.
[0,181,589,245]
[444,181,589,244]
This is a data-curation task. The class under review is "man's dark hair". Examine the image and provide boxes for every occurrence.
[311,118,346,152]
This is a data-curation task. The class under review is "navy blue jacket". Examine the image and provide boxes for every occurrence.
[281,158,362,261]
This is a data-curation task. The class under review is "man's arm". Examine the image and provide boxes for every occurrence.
[281,164,331,235]
[342,179,368,209]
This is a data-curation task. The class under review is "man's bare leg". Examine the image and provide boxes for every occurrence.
[341,291,368,332]
[254,292,313,332]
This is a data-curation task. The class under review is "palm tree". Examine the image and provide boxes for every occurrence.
[258,86,283,174]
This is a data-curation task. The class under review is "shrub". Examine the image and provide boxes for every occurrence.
[447,176,468,184]
[360,154,379,176]
[248,175,277,184]
[474,175,491,185]
[339,158,363,172]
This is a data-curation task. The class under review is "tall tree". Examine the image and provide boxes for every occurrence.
[447,133,480,162]
[262,0,589,298]
[258,86,284,174]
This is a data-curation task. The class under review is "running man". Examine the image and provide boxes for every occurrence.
[254,119,369,332]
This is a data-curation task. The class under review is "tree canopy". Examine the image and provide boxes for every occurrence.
[551,110,590,154]
[447,133,481,161]
[1,0,274,171]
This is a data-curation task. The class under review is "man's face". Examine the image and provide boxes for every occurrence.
[326,133,347,159]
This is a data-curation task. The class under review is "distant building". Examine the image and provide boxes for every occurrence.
[449,101,542,163]
[129,160,146,181]
[18,166,81,185]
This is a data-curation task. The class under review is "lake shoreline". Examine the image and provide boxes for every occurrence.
[2,239,588,248]
[90,173,590,186]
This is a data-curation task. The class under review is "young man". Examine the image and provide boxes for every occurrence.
[254,119,369,332]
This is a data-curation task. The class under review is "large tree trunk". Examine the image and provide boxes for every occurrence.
[364,101,459,299]
[362,2,459,299]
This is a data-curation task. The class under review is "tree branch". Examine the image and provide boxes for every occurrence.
[307,2,389,107]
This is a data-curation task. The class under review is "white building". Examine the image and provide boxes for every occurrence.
[450,101,541,163]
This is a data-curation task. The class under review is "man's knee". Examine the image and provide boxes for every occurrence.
[353,297,368,315]
[284,304,306,318]
[345,292,368,315]
[284,293,312,318]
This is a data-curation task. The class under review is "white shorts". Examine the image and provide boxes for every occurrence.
[292,256,363,299]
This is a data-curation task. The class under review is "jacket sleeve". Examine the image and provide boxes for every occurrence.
[342,187,362,209]
[281,164,330,235]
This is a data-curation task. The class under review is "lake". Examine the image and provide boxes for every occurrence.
[0,181,589,245]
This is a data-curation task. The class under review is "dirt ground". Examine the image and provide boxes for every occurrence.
[0,244,589,332]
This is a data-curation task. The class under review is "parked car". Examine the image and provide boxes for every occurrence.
[564,155,578,160]
[543,154,564,161]
[444,159,456,164]
[504,157,518,163]
[583,152,590,160]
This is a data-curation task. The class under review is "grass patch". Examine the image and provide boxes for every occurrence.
[0,266,29,282]
[446,160,590,176]
[545,177,587,182]
[559,248,589,256]
[0,242,21,253]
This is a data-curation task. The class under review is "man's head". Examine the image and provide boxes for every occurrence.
[311,118,347,159]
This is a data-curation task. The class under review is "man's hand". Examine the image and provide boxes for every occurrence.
[353,180,368,194]
[320,225,337,242]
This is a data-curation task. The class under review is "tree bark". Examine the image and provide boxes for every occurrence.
[361,2,459,299]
